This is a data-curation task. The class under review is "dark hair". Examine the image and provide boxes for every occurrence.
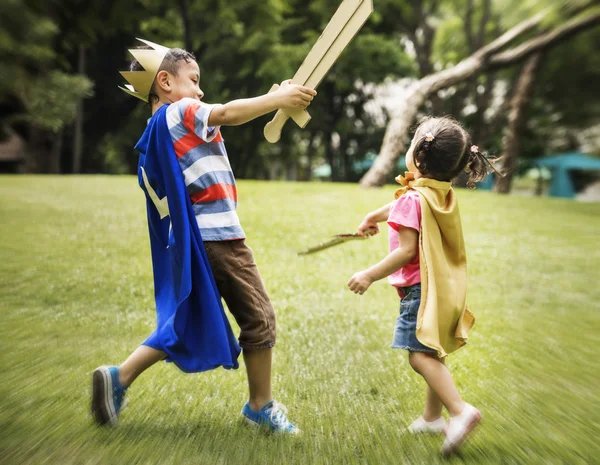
[130,47,196,104]
[411,116,501,188]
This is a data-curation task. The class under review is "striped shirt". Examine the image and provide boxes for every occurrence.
[166,98,245,241]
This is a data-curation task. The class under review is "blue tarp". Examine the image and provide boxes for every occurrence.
[478,152,600,197]
[534,153,600,198]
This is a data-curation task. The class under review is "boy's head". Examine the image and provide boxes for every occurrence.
[120,39,202,104]
[130,48,203,104]
[405,116,490,188]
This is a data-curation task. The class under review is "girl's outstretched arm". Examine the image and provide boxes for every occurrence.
[348,227,418,295]
[357,202,393,236]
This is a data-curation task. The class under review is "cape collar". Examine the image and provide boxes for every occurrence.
[394,172,452,199]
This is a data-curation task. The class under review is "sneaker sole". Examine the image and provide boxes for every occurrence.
[241,414,260,429]
[441,410,481,455]
[408,427,446,435]
[91,366,118,426]
[240,412,301,435]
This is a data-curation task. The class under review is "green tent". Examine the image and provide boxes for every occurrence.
[533,153,600,198]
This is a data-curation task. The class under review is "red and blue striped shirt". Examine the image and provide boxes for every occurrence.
[166,98,245,241]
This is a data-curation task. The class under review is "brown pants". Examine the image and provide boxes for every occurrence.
[203,239,276,350]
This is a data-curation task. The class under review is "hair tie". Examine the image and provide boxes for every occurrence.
[425,132,435,142]
[471,144,503,177]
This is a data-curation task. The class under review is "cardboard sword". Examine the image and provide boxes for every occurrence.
[264,0,374,143]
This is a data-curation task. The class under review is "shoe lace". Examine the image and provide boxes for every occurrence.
[113,386,127,411]
[267,401,291,428]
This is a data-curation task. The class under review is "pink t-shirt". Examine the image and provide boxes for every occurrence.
[387,189,422,289]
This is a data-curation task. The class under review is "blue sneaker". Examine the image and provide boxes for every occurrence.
[241,400,300,434]
[91,366,127,426]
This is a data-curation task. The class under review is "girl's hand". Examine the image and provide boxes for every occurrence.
[357,215,379,236]
[277,80,317,111]
[347,271,374,295]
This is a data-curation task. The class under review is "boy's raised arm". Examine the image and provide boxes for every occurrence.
[208,81,316,127]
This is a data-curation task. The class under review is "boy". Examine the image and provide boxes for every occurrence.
[91,39,315,434]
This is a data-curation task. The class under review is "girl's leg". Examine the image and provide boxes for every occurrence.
[408,352,464,416]
[423,385,444,421]
[118,345,166,387]
[409,352,481,454]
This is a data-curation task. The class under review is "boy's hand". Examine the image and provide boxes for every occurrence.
[276,79,317,111]
[347,270,374,295]
[357,215,379,236]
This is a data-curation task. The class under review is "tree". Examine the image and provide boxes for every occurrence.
[258,0,415,181]
[0,0,94,173]
[493,52,544,193]
[359,4,600,187]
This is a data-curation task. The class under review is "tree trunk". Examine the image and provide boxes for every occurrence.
[453,0,494,164]
[25,126,42,173]
[304,130,317,181]
[286,160,297,181]
[325,131,336,182]
[493,52,544,194]
[48,128,63,174]
[410,20,443,113]
[236,124,260,178]
[488,11,600,69]
[72,45,85,174]
[359,10,599,187]
[472,72,495,143]
[178,0,193,52]
[340,137,350,182]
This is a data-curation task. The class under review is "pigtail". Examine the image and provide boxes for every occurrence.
[464,145,503,189]
[413,132,436,178]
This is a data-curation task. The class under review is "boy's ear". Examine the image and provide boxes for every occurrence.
[155,70,171,93]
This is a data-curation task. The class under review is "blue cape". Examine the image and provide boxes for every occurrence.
[135,105,240,373]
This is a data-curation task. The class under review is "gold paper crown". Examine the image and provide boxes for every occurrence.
[119,38,171,102]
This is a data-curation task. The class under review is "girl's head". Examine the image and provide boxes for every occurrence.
[406,116,494,188]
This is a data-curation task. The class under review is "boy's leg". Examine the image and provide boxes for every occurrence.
[92,345,165,426]
[118,345,167,387]
[203,240,298,433]
[243,348,273,411]
[203,240,277,408]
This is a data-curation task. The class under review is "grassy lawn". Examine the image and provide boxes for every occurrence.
[1,176,599,465]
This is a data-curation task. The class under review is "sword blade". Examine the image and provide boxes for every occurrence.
[264,0,373,143]
[293,0,363,85]
[303,0,373,89]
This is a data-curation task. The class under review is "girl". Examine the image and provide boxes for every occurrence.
[348,116,497,455]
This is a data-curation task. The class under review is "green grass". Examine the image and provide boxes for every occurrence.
[1,176,599,465]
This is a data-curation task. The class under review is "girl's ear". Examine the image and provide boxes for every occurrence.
[411,146,420,168]
[155,70,171,93]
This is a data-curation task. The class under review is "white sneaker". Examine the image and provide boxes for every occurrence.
[407,416,447,434]
[441,403,481,455]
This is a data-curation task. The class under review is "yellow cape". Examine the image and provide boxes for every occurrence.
[394,172,475,358]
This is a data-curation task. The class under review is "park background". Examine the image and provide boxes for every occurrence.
[1,0,599,464]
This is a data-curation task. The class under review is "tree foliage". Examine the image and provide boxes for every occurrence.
[0,0,597,181]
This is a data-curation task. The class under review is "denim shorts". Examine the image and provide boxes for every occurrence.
[390,283,437,354]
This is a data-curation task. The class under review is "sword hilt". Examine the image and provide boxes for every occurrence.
[264,84,312,143]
